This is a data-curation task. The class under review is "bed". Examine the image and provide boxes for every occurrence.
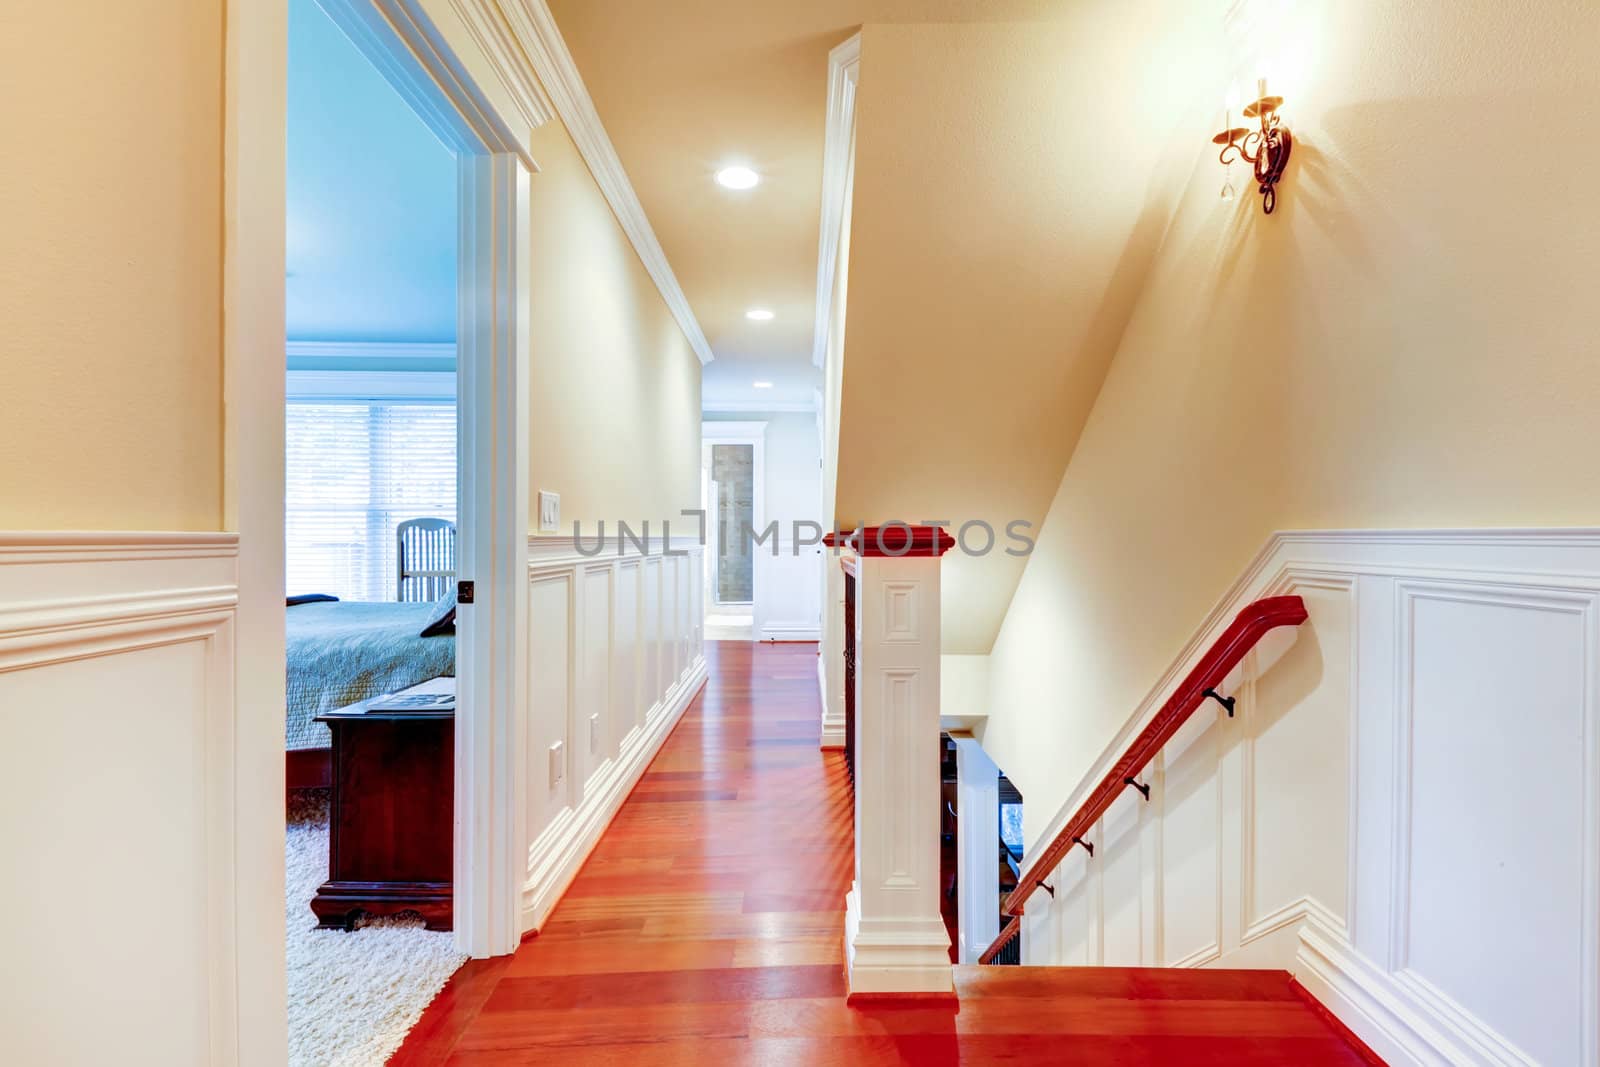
[286,600,456,788]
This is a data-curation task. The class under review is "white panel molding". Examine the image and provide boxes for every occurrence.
[1238,572,1358,949]
[523,654,708,928]
[1017,528,1600,1066]
[812,34,861,369]
[0,536,239,1064]
[1025,529,1600,891]
[1242,894,1346,948]
[500,0,714,365]
[521,537,707,931]
[642,555,664,722]
[1385,579,1594,975]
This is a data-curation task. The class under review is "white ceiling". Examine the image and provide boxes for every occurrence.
[286,0,456,345]
[546,0,1066,413]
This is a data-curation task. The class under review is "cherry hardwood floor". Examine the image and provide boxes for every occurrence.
[389,641,1378,1065]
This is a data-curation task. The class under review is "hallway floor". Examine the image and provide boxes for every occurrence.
[389,642,1377,1065]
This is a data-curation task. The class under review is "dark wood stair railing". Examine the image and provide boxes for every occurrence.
[978,595,1309,964]
[979,915,1022,965]
[843,569,857,784]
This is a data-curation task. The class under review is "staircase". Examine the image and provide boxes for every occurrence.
[936,965,1381,1064]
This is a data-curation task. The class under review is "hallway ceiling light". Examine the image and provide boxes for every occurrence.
[714,165,760,190]
[753,381,774,389]
[745,308,775,321]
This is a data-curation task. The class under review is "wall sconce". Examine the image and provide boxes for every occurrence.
[1213,78,1292,214]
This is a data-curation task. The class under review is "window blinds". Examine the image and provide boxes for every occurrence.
[286,401,457,602]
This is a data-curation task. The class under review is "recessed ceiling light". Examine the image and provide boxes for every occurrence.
[753,381,774,389]
[715,165,760,190]
[745,308,775,321]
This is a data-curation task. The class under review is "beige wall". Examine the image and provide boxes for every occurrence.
[0,1,224,532]
[527,121,701,532]
[984,0,1600,844]
[833,9,1215,653]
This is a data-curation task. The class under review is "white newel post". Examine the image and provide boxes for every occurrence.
[829,525,956,998]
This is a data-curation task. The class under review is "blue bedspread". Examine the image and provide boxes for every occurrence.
[286,601,455,750]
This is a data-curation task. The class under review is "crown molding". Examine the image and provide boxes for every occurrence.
[319,0,544,169]
[286,341,456,362]
[812,34,861,369]
[501,0,715,366]
[450,0,555,133]
[702,399,816,414]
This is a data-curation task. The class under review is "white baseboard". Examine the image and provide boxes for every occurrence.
[521,655,709,930]
[760,622,820,642]
[1295,917,1536,1067]
[818,653,844,748]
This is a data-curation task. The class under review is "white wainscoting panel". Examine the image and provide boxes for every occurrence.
[614,560,640,745]
[643,556,663,720]
[578,563,613,796]
[0,534,240,1066]
[1015,530,1600,1067]
[526,565,572,839]
[521,536,707,931]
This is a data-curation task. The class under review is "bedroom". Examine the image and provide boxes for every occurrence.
[284,0,465,1059]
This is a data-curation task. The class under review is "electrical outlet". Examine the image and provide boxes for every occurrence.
[589,712,601,753]
[538,490,560,534]
[549,740,564,786]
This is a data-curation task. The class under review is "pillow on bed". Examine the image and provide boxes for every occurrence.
[287,594,339,607]
[420,589,456,637]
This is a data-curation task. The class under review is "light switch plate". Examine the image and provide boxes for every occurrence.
[589,712,601,753]
[538,490,560,534]
[549,740,564,786]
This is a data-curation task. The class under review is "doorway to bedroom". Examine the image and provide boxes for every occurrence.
[283,0,464,1059]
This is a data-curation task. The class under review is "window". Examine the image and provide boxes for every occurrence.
[1000,802,1025,860]
[286,400,456,601]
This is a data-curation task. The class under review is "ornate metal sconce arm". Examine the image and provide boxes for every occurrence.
[1211,92,1291,214]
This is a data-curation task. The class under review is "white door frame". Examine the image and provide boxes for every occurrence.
[227,3,539,1052]
[316,0,536,962]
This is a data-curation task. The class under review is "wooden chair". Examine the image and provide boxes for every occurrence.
[396,518,456,602]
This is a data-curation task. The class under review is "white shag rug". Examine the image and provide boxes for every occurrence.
[287,793,466,1067]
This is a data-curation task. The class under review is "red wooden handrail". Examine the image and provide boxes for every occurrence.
[979,595,1308,964]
